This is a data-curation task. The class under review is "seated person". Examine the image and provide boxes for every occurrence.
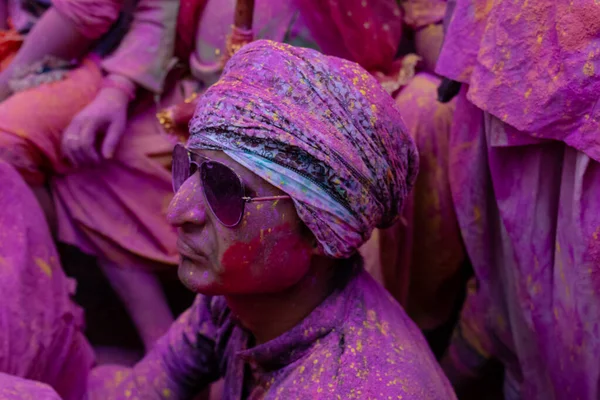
[89,40,456,399]
[0,159,93,400]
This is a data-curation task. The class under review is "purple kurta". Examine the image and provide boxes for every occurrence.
[89,264,456,399]
[437,1,600,398]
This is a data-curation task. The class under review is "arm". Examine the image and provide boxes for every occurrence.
[107,295,221,399]
[61,0,179,165]
[0,0,123,99]
[101,0,179,94]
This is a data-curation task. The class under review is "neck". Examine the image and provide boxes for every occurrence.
[225,256,338,344]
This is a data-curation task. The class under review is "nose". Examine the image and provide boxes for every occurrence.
[167,171,207,227]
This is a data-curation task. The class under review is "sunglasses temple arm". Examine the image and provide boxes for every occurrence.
[243,195,291,202]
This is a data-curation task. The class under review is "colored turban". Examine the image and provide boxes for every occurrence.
[189,40,418,258]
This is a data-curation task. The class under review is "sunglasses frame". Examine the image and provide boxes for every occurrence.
[172,144,291,227]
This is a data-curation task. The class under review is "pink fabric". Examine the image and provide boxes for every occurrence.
[0,160,94,400]
[174,0,208,60]
[445,88,600,399]
[101,0,180,93]
[52,0,123,40]
[189,0,300,84]
[437,0,600,162]
[295,0,403,73]
[88,265,456,399]
[391,73,464,329]
[0,57,180,269]
[437,2,600,397]
[0,374,61,400]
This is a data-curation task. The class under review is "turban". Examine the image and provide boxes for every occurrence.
[189,40,418,258]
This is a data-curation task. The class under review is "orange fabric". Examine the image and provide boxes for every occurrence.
[362,73,465,330]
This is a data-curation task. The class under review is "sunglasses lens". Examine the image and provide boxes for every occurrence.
[172,145,191,193]
[201,161,245,227]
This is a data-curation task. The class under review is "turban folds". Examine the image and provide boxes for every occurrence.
[189,40,418,258]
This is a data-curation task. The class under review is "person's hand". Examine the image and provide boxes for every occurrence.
[157,97,198,141]
[61,86,129,167]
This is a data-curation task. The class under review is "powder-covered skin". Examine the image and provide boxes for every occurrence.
[89,264,456,399]
[0,160,94,400]
[220,223,313,290]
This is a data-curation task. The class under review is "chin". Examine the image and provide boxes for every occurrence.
[177,257,224,295]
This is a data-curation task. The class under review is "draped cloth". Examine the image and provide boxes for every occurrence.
[437,1,600,397]
[189,40,418,258]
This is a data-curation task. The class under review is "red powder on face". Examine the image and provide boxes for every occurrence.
[221,237,261,273]
[220,223,312,288]
[264,230,312,273]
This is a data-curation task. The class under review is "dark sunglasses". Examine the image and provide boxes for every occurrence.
[172,144,290,227]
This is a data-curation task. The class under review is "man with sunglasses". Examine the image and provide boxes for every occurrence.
[87,41,455,399]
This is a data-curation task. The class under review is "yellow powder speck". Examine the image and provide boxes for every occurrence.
[162,388,172,398]
[35,258,52,278]
[537,34,543,44]
[524,88,532,99]
[583,61,595,77]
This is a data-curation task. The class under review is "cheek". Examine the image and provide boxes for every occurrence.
[220,220,313,290]
[220,236,262,286]
[264,229,312,278]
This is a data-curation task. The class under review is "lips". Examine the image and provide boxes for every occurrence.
[176,237,208,263]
